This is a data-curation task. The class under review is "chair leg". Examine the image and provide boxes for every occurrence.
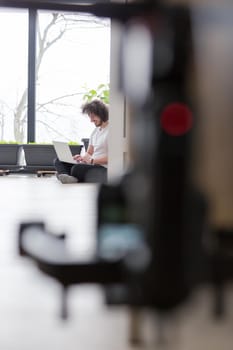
[129,307,142,345]
[214,282,225,318]
[61,285,69,320]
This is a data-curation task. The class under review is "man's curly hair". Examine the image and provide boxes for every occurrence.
[81,99,109,122]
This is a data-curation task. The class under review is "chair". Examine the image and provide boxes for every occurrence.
[81,138,89,151]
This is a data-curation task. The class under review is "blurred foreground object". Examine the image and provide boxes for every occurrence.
[14,0,233,346]
[19,0,206,319]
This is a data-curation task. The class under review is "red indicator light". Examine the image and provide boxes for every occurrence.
[160,103,193,136]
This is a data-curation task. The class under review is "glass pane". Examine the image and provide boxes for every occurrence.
[0,9,28,143]
[36,11,110,144]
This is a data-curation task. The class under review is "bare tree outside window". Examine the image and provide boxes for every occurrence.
[35,12,110,143]
[0,10,28,142]
[0,10,110,143]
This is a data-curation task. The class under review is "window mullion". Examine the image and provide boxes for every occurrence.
[27,8,37,142]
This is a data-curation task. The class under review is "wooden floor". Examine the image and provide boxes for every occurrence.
[1,174,233,350]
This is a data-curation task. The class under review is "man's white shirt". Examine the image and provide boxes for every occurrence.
[89,124,109,168]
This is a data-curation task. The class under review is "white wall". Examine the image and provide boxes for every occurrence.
[108,20,130,182]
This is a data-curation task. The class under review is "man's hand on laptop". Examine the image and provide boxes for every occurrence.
[73,154,82,162]
[73,153,92,164]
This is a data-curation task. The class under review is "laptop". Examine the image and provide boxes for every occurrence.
[53,141,78,164]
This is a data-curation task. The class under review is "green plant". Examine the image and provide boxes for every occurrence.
[25,141,80,145]
[68,141,80,145]
[82,83,109,104]
[0,140,20,144]
[27,142,52,145]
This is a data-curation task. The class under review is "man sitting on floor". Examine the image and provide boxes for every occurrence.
[54,99,109,184]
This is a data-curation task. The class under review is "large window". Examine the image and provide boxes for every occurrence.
[0,9,28,142]
[0,9,110,143]
[36,11,110,143]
